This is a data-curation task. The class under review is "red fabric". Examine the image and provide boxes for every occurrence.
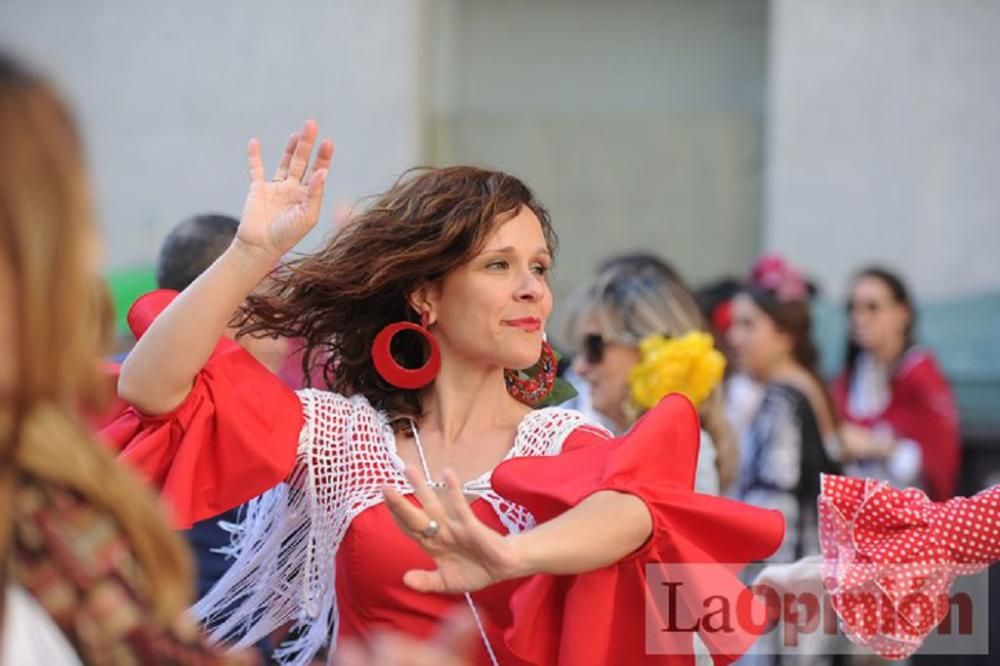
[105,291,785,663]
[337,499,524,666]
[492,395,786,665]
[819,474,1000,659]
[832,349,961,500]
[334,398,784,666]
[100,290,303,528]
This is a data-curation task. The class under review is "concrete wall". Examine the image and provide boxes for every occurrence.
[427,0,769,320]
[766,0,1000,300]
[5,0,996,309]
[0,0,425,269]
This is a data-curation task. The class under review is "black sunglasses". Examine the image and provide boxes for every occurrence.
[582,334,607,365]
[581,332,667,364]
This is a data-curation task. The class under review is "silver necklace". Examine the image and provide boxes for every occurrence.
[406,418,500,666]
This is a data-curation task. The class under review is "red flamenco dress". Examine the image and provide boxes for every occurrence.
[819,474,1000,659]
[104,290,786,666]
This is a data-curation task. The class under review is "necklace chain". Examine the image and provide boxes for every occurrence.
[405,418,500,666]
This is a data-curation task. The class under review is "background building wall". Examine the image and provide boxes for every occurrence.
[0,0,425,271]
[427,0,769,323]
[765,0,1000,301]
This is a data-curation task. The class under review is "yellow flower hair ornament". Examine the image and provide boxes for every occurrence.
[628,331,726,409]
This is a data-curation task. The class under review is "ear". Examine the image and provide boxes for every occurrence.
[406,282,442,325]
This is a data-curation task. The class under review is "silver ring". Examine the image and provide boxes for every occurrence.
[421,519,440,539]
[271,176,284,182]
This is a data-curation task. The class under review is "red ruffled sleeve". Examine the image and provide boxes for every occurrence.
[100,290,303,529]
[818,474,1000,659]
[491,394,786,665]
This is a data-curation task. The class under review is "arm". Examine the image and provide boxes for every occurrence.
[382,466,651,594]
[118,122,332,415]
[508,489,652,576]
[839,422,894,462]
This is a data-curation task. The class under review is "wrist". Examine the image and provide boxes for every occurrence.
[226,239,282,278]
[505,532,544,579]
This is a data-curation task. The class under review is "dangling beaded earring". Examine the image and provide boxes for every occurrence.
[504,340,557,406]
[371,312,441,389]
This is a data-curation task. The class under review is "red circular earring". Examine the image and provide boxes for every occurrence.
[371,314,441,389]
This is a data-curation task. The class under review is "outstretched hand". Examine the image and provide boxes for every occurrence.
[383,467,525,595]
[237,119,334,261]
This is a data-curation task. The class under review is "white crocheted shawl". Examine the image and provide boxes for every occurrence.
[191,389,603,665]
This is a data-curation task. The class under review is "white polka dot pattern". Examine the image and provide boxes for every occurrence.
[818,474,1000,659]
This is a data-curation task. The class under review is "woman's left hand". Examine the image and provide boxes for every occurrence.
[383,467,525,594]
[840,423,893,461]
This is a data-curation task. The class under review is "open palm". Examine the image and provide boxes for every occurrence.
[238,119,334,260]
[384,467,523,595]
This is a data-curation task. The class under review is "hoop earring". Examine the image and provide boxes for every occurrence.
[505,340,557,406]
[372,313,441,389]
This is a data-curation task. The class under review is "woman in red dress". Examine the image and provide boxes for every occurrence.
[107,120,784,665]
[831,267,960,501]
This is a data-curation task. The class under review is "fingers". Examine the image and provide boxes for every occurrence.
[287,119,318,182]
[441,469,476,524]
[247,138,264,182]
[273,132,299,181]
[305,168,328,223]
[403,465,447,520]
[402,568,445,594]
[383,483,432,537]
[310,138,335,180]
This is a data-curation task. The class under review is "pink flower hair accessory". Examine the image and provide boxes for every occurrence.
[749,254,809,303]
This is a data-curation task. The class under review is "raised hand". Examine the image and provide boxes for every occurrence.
[383,467,523,594]
[237,119,334,261]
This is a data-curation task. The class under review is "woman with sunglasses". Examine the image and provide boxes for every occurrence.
[566,259,740,495]
[107,120,787,665]
[831,267,960,500]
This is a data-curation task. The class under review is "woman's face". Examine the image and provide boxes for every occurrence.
[427,206,554,372]
[727,293,790,381]
[571,319,640,426]
[849,276,910,354]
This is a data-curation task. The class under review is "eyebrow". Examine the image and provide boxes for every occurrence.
[481,246,552,258]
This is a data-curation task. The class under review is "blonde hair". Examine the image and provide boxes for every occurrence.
[565,263,740,491]
[0,54,192,623]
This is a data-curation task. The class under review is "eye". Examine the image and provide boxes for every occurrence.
[486,260,509,270]
[532,262,550,276]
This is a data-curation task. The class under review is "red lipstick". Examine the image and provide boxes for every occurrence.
[502,318,542,332]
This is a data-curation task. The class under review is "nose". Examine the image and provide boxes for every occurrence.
[572,353,593,379]
[514,267,544,302]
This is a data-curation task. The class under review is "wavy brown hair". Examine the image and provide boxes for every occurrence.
[238,166,556,423]
[0,53,193,626]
